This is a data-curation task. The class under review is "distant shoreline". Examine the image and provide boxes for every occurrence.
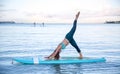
[0,21,15,24]
[105,21,120,24]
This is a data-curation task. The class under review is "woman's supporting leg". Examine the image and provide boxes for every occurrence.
[70,39,81,53]
[70,39,83,58]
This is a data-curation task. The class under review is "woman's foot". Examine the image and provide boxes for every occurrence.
[75,11,80,20]
[79,52,83,59]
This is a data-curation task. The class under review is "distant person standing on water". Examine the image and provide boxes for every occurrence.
[34,22,36,27]
[46,12,83,60]
[42,22,44,27]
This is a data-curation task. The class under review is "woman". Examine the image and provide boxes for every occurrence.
[46,12,83,60]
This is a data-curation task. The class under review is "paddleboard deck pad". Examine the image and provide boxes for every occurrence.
[13,57,106,64]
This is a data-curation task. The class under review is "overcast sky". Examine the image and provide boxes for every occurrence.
[0,0,120,23]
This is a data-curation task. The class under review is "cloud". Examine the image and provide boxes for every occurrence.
[102,8,120,16]
[0,9,16,12]
[25,12,59,18]
[79,7,120,20]
[0,4,4,7]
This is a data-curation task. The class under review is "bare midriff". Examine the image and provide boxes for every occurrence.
[62,38,69,46]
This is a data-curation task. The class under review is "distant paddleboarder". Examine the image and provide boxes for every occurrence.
[34,22,36,27]
[42,22,44,27]
[46,12,83,60]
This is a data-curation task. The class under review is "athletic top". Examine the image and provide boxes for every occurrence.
[60,42,66,49]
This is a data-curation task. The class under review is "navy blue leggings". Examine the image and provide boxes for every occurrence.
[65,20,81,53]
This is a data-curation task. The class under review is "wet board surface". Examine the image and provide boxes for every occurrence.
[13,57,106,65]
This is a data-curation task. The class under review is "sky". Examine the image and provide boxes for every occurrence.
[0,0,120,23]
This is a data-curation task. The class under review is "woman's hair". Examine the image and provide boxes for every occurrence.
[54,52,60,60]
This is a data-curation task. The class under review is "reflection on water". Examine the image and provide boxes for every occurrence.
[52,64,82,74]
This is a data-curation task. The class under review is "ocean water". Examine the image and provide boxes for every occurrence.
[0,23,120,74]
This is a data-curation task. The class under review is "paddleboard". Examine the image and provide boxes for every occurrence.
[13,57,106,65]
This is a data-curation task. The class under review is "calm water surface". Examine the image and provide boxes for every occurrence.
[0,23,120,74]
